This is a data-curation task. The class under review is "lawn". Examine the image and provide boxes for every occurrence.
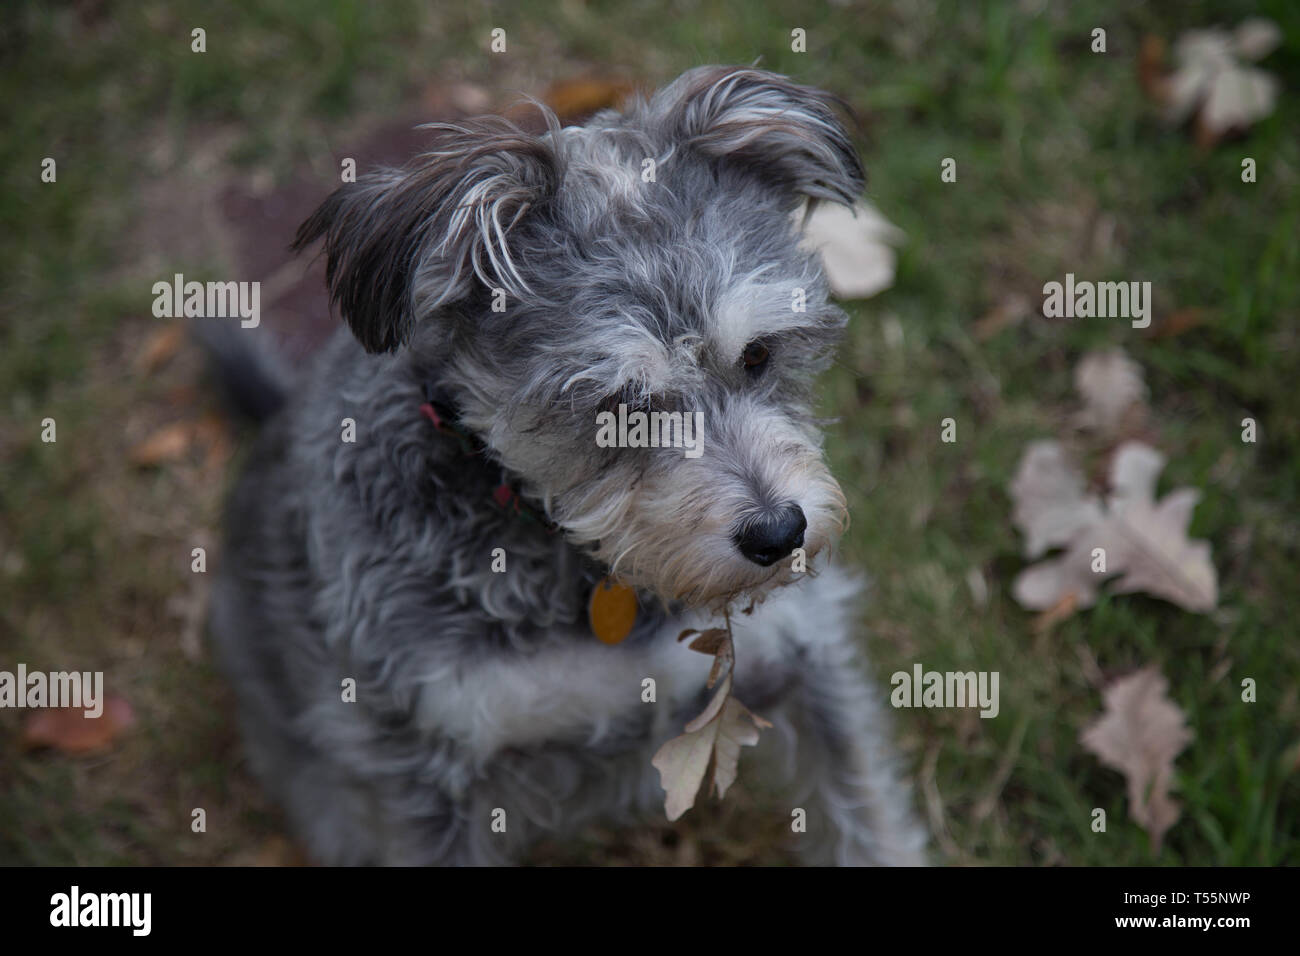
[1,0,1296,865]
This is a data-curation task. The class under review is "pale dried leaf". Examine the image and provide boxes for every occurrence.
[1163,57,1213,124]
[1106,444,1217,612]
[1163,21,1280,138]
[1074,348,1148,436]
[1009,440,1104,559]
[1166,30,1236,123]
[1233,18,1282,60]
[797,200,904,299]
[1107,490,1217,611]
[652,720,721,822]
[1081,666,1192,852]
[684,673,732,733]
[1012,547,1097,611]
[652,649,771,820]
[711,697,773,800]
[1108,440,1165,509]
[705,652,732,690]
[1199,66,1278,138]
[1012,442,1217,614]
[654,673,731,822]
[679,627,728,656]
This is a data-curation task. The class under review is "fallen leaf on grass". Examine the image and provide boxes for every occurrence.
[134,323,184,374]
[1011,441,1218,614]
[543,77,634,124]
[1073,348,1148,437]
[1010,440,1105,560]
[1081,666,1192,852]
[1142,19,1281,147]
[20,695,136,755]
[129,414,232,470]
[797,200,904,299]
[652,623,772,821]
[129,421,195,466]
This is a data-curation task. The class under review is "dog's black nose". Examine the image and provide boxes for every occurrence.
[733,505,807,567]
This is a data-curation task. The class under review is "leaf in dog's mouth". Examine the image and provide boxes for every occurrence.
[652,619,772,821]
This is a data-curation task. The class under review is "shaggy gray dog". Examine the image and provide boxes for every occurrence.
[209,66,926,865]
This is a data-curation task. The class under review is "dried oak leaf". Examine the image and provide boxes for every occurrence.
[1081,666,1192,852]
[1073,348,1148,437]
[654,626,771,821]
[21,695,136,755]
[1010,440,1105,559]
[1012,441,1217,614]
[678,627,732,687]
[797,200,904,299]
[1160,19,1281,146]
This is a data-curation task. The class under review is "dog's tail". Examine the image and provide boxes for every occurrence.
[189,317,292,424]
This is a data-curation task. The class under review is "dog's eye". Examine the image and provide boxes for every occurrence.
[741,341,770,372]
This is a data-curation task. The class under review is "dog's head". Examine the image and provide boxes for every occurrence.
[297,67,863,608]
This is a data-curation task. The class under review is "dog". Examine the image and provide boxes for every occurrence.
[207,66,926,866]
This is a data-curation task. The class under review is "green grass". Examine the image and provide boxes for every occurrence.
[1,0,1297,865]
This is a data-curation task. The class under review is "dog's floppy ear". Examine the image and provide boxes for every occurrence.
[658,66,864,207]
[293,116,560,353]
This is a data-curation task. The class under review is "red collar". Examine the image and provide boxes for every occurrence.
[418,393,557,532]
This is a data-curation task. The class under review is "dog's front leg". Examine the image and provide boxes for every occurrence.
[780,638,929,866]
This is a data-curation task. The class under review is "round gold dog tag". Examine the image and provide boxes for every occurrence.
[589,577,637,645]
